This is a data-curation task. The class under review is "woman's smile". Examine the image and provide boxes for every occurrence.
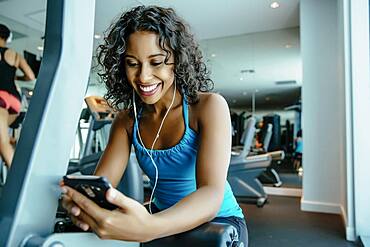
[138,83,162,97]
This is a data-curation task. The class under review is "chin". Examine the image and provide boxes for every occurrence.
[140,95,161,105]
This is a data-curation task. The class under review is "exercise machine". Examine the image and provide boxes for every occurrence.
[256,123,284,187]
[228,117,271,207]
[228,117,285,206]
[67,96,114,175]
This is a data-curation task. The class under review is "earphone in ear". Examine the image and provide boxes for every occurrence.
[6,32,12,44]
[132,81,177,214]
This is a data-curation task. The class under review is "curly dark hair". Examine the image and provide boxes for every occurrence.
[96,5,213,110]
[0,24,11,40]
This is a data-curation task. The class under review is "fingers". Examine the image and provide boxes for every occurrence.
[61,187,100,231]
[59,179,64,187]
[70,215,90,231]
[63,186,105,221]
[61,193,82,218]
[61,194,76,214]
[61,193,89,231]
[106,187,131,209]
[70,206,100,232]
[61,194,83,222]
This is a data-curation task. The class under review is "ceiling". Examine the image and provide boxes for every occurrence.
[0,0,301,111]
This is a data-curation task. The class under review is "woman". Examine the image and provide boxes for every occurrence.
[61,6,248,245]
[293,129,303,173]
[0,24,35,168]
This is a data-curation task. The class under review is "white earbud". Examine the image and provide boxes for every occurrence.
[133,81,177,214]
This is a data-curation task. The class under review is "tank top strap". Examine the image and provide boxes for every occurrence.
[133,107,142,138]
[182,96,189,129]
[0,47,6,59]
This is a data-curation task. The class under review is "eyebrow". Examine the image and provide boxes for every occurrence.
[125,53,166,59]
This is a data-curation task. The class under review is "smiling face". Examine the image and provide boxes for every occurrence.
[124,31,175,105]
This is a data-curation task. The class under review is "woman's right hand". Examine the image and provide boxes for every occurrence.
[60,181,90,231]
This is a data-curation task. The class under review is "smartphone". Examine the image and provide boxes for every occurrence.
[63,175,117,210]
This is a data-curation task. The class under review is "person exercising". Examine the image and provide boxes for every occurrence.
[61,6,248,246]
[0,24,35,168]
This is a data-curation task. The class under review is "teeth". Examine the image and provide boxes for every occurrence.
[139,84,159,92]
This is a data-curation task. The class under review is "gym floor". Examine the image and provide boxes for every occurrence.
[240,195,361,247]
[278,173,302,188]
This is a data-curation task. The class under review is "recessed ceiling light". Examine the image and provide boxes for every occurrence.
[270,2,280,9]
[37,46,44,51]
[285,44,292,48]
[240,77,244,81]
[94,34,102,39]
[211,53,216,57]
[275,80,297,85]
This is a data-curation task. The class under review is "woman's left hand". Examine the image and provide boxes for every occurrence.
[61,186,155,242]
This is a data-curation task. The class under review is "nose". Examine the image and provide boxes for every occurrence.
[138,63,153,83]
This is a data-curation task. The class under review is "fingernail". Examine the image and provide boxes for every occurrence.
[80,223,89,231]
[108,189,116,200]
[71,206,80,216]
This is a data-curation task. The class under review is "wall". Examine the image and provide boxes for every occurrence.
[338,0,353,240]
[300,0,347,220]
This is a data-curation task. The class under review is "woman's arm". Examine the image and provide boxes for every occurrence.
[15,54,36,81]
[93,111,132,187]
[60,111,133,233]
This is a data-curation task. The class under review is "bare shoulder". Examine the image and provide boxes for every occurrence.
[3,48,17,58]
[112,109,134,135]
[2,48,20,67]
[194,92,229,113]
[4,48,16,54]
[192,92,230,122]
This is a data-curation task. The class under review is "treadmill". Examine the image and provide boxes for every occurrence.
[228,118,285,207]
[228,117,271,207]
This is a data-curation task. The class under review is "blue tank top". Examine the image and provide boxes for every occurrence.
[295,138,303,153]
[133,96,244,218]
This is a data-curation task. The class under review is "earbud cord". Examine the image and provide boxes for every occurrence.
[133,82,176,214]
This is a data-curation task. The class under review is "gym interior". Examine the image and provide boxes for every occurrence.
[0,0,369,246]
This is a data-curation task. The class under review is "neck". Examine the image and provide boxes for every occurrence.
[145,84,181,115]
